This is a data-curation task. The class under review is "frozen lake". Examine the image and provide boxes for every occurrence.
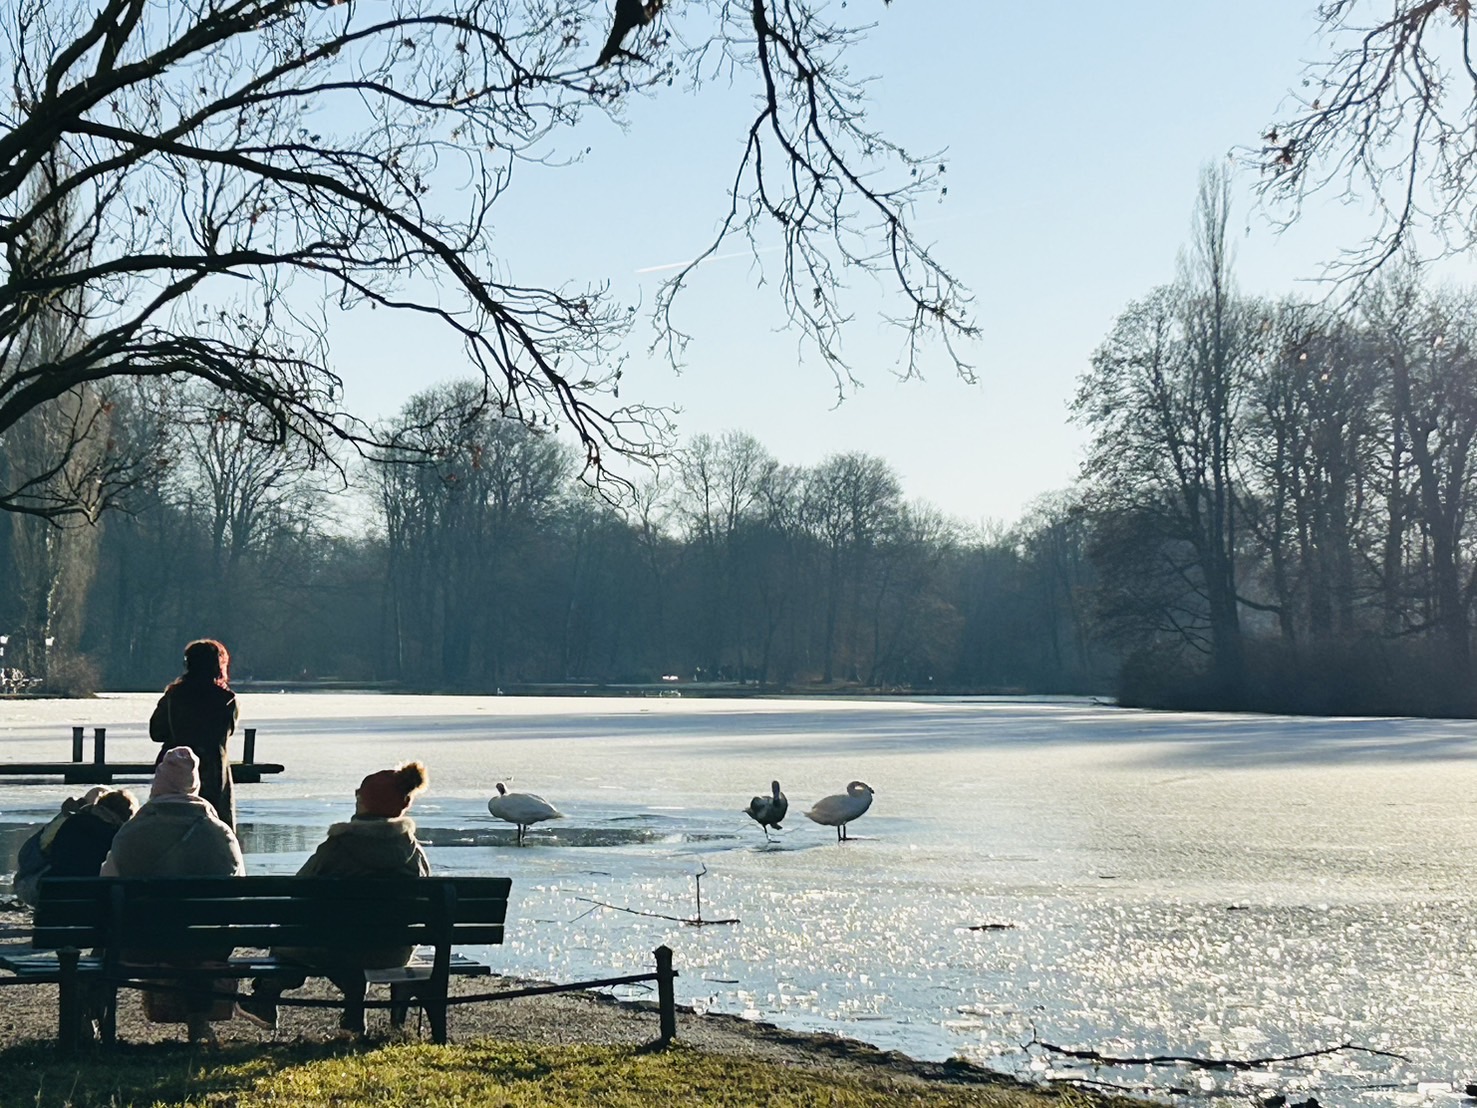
[3,692,1477,1105]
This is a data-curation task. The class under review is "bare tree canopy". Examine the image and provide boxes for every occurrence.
[1260,1,1477,277]
[0,0,975,517]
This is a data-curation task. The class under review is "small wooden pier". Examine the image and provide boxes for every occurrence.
[0,727,284,784]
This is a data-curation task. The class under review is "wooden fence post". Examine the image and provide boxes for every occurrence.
[243,727,256,764]
[71,726,84,762]
[654,945,676,1045]
[92,727,106,766]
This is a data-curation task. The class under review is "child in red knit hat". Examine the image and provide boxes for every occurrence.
[236,761,430,1034]
[355,763,425,818]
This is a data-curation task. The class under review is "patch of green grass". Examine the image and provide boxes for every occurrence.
[0,1039,1128,1108]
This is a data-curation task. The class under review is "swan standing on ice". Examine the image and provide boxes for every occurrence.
[805,781,874,841]
[487,782,563,845]
[744,780,788,842]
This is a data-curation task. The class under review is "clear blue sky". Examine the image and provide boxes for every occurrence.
[332,1,1377,526]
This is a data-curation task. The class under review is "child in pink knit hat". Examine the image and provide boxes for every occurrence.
[151,746,202,798]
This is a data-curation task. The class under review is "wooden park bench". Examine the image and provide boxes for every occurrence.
[0,874,678,1050]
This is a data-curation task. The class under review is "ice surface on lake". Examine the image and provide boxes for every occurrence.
[4,692,1477,1106]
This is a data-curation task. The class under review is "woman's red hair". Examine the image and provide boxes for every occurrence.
[178,639,230,689]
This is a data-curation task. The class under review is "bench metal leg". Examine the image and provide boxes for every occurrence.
[427,994,447,1045]
[57,948,80,1051]
[100,984,118,1046]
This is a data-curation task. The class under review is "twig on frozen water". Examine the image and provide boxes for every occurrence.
[966,922,1015,931]
[573,897,693,923]
[1029,1036,1411,1071]
[687,864,738,925]
[573,896,738,926]
[572,868,739,927]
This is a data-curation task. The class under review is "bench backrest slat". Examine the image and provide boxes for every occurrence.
[102,921,507,950]
[31,876,511,954]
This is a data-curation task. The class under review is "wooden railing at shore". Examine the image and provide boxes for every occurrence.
[0,727,284,784]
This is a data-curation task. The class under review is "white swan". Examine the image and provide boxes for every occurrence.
[487,782,563,845]
[804,781,874,841]
[743,780,788,842]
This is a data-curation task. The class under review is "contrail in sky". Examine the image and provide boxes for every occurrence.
[634,248,778,275]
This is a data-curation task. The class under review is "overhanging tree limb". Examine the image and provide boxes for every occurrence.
[2,0,975,519]
[1259,1,1477,281]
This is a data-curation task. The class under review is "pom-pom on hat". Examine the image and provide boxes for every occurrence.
[152,747,201,798]
[357,761,428,818]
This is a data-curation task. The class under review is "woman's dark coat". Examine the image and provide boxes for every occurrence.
[149,680,239,829]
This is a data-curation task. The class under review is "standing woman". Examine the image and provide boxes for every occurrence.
[150,639,239,829]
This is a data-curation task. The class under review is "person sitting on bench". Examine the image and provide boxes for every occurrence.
[235,760,430,1035]
[14,787,137,907]
[100,747,245,1044]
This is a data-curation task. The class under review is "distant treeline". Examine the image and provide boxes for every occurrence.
[8,168,1477,717]
[1075,169,1477,718]
[0,379,1108,697]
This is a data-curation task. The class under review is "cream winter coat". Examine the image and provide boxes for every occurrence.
[278,816,430,970]
[101,795,244,878]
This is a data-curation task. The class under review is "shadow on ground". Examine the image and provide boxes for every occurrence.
[1,1039,353,1108]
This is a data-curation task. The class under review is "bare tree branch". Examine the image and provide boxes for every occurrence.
[1259,2,1477,282]
[1031,1033,1412,1072]
[1,0,976,516]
